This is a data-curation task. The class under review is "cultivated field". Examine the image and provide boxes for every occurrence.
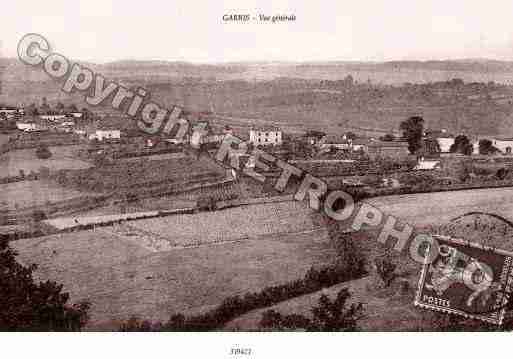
[123,201,320,249]
[0,145,91,177]
[13,226,334,329]
[224,204,513,331]
[0,180,89,210]
[61,155,226,192]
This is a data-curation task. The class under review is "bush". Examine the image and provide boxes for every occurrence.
[118,220,368,332]
[32,210,47,222]
[374,257,397,287]
[259,288,364,331]
[35,145,52,159]
[120,258,367,331]
[0,238,89,330]
[496,168,508,180]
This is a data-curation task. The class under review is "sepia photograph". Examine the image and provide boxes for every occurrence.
[1,0,513,357]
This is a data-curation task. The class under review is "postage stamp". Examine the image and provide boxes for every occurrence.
[415,235,513,325]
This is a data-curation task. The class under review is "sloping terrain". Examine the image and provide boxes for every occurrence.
[12,201,332,330]
[225,275,426,331]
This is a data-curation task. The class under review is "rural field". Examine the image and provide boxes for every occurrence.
[11,187,513,329]
[60,154,226,192]
[0,179,90,210]
[0,145,91,177]
[225,275,427,331]
[13,226,334,330]
[223,188,513,331]
[125,200,321,248]
[366,187,513,228]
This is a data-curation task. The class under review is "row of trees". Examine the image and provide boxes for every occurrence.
[399,116,500,156]
[25,98,92,119]
[448,136,499,155]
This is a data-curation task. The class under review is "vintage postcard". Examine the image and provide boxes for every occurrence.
[2,0,513,358]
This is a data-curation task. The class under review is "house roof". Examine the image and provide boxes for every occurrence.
[352,139,371,146]
[368,141,409,148]
[415,160,441,170]
[250,126,281,132]
[304,130,326,139]
[426,130,455,138]
[323,135,350,144]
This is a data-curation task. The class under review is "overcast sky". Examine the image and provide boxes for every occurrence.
[2,0,513,63]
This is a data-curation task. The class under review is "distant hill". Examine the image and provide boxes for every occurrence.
[2,57,513,136]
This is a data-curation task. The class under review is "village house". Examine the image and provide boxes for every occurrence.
[351,138,370,152]
[69,112,83,119]
[367,141,410,160]
[0,107,24,119]
[39,114,67,122]
[0,107,17,117]
[436,136,455,153]
[303,130,326,146]
[16,122,37,131]
[88,129,121,141]
[415,157,442,170]
[491,138,513,154]
[433,133,454,153]
[249,127,282,146]
[16,122,46,132]
[425,129,455,153]
[319,134,352,151]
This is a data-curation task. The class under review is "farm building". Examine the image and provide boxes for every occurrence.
[88,130,121,141]
[0,107,24,119]
[303,130,326,146]
[39,114,67,122]
[415,158,441,170]
[249,127,282,146]
[425,129,455,153]
[319,134,352,150]
[491,138,513,154]
[367,141,410,160]
[352,138,371,152]
[69,112,83,118]
[0,107,18,117]
[435,136,455,153]
[15,122,43,132]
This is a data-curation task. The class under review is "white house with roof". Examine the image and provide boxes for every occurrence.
[0,108,17,116]
[351,138,371,152]
[436,137,455,153]
[491,138,513,154]
[426,129,455,153]
[69,112,83,118]
[319,134,352,150]
[88,129,121,141]
[415,158,441,170]
[39,114,67,122]
[249,127,282,146]
[16,122,37,131]
[0,107,24,119]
